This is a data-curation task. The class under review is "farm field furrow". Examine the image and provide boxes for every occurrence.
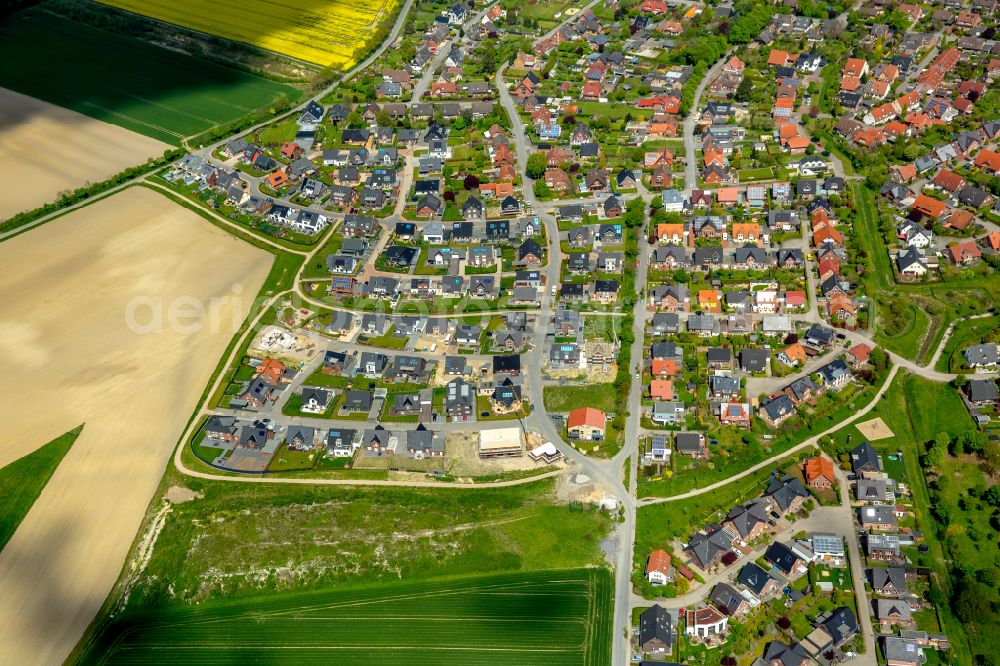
[0,87,171,219]
[98,0,401,69]
[80,569,613,665]
[0,11,301,145]
[0,187,271,666]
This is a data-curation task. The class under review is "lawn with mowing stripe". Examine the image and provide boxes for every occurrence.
[0,9,301,144]
[79,568,613,665]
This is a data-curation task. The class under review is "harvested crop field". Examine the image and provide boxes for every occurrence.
[0,10,301,144]
[0,88,170,220]
[98,0,402,69]
[0,187,270,665]
[79,568,614,665]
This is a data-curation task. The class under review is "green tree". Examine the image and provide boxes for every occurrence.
[525,152,548,180]
[925,442,946,468]
[735,77,753,103]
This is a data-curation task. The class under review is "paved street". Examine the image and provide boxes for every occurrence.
[109,2,979,664]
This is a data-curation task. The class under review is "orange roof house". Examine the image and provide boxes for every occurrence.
[945,209,973,230]
[646,549,673,583]
[479,182,515,198]
[896,92,920,112]
[256,358,287,384]
[804,456,836,488]
[847,343,872,366]
[948,240,981,264]
[827,292,857,319]
[813,226,844,247]
[840,76,861,92]
[716,187,739,205]
[704,150,726,167]
[783,136,811,152]
[781,343,807,365]
[656,223,684,243]
[867,80,890,99]
[731,223,760,243]
[892,164,917,182]
[698,289,721,311]
[266,171,289,188]
[932,169,966,193]
[768,49,792,67]
[843,58,868,78]
[567,406,606,432]
[652,359,678,376]
[912,194,948,219]
[883,121,909,139]
[974,149,1000,174]
[985,233,1000,251]
[650,380,674,401]
[778,124,799,140]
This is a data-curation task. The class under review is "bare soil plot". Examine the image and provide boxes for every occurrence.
[0,88,170,219]
[0,187,270,665]
[856,417,894,441]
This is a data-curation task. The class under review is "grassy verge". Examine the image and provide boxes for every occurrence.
[0,426,82,552]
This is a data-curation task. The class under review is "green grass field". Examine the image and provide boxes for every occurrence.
[80,568,612,665]
[543,383,619,413]
[0,426,81,552]
[0,10,301,144]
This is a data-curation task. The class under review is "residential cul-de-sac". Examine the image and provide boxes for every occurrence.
[0,0,998,663]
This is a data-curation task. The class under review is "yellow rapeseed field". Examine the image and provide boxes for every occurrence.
[98,0,400,68]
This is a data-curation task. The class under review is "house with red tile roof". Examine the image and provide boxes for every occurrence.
[650,379,674,401]
[948,240,981,265]
[911,194,948,219]
[768,49,794,67]
[846,343,872,367]
[646,549,674,585]
[640,0,669,13]
[974,149,1000,174]
[946,209,973,230]
[784,291,807,310]
[931,169,966,193]
[567,407,606,441]
[804,456,835,489]
[843,58,869,78]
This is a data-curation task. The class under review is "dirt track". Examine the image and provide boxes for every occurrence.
[0,87,169,220]
[0,187,270,665]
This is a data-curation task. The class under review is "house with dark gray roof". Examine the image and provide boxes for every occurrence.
[764,475,809,515]
[850,442,882,478]
[964,343,999,368]
[966,378,998,404]
[764,541,805,577]
[737,562,781,599]
[685,526,732,570]
[638,604,674,658]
